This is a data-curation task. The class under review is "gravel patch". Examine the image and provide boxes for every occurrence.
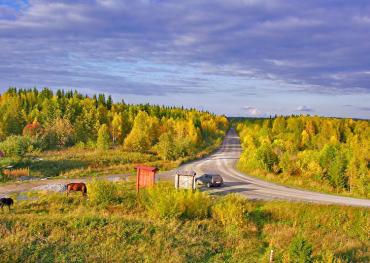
[32,184,67,192]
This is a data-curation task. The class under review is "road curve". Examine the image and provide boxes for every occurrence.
[165,129,370,207]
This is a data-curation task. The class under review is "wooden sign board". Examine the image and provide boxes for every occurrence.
[175,170,196,190]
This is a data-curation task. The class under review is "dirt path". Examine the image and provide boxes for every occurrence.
[0,174,130,196]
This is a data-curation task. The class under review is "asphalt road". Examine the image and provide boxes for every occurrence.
[165,129,370,207]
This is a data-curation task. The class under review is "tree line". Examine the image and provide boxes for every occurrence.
[0,88,228,161]
[237,116,369,197]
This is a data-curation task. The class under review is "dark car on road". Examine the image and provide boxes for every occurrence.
[195,174,224,188]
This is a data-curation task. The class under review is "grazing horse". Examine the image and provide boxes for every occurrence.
[0,197,14,211]
[66,183,87,196]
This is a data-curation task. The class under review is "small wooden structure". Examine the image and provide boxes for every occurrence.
[135,165,158,192]
[0,151,4,158]
[175,170,196,190]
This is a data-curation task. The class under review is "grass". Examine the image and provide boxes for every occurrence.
[0,182,369,262]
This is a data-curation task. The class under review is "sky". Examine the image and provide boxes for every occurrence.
[0,0,369,118]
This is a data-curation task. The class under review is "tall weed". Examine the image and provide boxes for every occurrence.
[88,180,119,205]
[211,194,253,234]
[140,184,211,219]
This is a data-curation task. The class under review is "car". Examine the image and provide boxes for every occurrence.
[195,174,224,188]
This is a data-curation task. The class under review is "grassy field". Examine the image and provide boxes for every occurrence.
[0,139,222,182]
[0,181,369,263]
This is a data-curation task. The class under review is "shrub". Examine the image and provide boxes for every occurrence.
[256,143,279,172]
[181,190,212,219]
[88,180,119,205]
[140,184,211,219]
[211,194,251,230]
[0,135,31,157]
[288,236,313,263]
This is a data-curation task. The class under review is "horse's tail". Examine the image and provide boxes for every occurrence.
[83,185,87,195]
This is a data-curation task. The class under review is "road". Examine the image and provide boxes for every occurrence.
[165,129,370,207]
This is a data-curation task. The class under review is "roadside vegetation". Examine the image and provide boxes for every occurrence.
[0,88,228,182]
[236,116,370,198]
[0,182,368,262]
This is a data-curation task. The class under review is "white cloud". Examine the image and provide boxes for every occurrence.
[242,106,261,116]
[296,105,313,112]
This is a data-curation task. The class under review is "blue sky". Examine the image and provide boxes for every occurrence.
[0,0,369,118]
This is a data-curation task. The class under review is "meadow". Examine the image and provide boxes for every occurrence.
[0,181,369,263]
[0,138,222,183]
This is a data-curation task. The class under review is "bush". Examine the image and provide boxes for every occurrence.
[140,184,211,219]
[0,135,31,157]
[256,143,279,172]
[211,194,251,230]
[88,180,119,205]
[288,236,313,263]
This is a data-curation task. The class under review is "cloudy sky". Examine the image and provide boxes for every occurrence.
[1,0,370,118]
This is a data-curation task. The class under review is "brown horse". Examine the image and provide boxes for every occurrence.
[66,183,87,196]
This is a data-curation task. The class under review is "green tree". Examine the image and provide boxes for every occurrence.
[255,142,279,172]
[154,132,177,160]
[328,149,348,190]
[97,124,110,150]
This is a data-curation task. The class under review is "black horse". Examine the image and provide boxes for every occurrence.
[0,197,14,211]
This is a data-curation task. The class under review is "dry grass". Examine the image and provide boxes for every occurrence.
[0,183,368,262]
[2,167,30,177]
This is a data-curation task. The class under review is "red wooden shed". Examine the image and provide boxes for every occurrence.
[135,165,158,192]
[0,151,5,158]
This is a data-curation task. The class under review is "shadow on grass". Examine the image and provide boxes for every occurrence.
[247,208,273,235]
[17,159,88,178]
[335,246,370,262]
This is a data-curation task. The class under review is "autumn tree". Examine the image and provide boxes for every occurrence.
[111,113,123,144]
[124,111,153,152]
[43,118,75,148]
[97,124,110,150]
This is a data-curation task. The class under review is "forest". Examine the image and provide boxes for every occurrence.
[0,88,228,180]
[237,116,370,198]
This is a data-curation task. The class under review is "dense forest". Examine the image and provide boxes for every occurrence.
[0,88,228,179]
[237,116,370,197]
